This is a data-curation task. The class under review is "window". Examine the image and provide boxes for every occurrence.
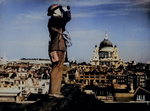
[141,77,145,79]
[95,91,97,95]
[136,95,145,101]
[101,80,105,83]
[102,91,104,95]
[107,91,109,95]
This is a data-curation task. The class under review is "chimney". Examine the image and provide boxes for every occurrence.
[129,83,134,93]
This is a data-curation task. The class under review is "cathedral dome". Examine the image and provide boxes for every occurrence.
[99,30,113,50]
[99,39,113,49]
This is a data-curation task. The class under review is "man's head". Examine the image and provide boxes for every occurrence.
[47,4,70,17]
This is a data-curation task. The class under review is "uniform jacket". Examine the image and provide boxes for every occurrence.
[48,9,71,53]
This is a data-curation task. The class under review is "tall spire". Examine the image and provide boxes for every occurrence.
[105,29,108,40]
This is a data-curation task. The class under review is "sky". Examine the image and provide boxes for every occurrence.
[0,0,150,63]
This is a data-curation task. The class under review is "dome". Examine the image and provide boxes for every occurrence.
[99,39,113,49]
[99,30,113,50]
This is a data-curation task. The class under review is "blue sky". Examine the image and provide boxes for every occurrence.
[0,0,150,63]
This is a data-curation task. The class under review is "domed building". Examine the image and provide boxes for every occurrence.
[90,30,123,68]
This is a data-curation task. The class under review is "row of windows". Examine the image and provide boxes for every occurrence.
[100,62,111,65]
[117,76,126,79]
[136,95,145,101]
[99,52,113,58]
[14,81,25,84]
[79,76,146,81]
[94,91,112,96]
[117,80,125,82]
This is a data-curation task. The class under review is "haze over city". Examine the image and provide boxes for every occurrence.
[0,0,150,63]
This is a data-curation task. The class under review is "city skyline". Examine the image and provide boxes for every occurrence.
[0,0,150,63]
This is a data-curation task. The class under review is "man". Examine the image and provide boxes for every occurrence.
[47,4,71,98]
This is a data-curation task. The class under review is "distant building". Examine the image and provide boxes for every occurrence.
[0,53,8,65]
[90,30,123,68]
[128,71,147,88]
[0,57,2,65]
[147,61,150,64]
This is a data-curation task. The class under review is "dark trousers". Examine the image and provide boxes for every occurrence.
[49,51,65,94]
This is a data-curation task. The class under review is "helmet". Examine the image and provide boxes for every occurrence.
[47,4,62,16]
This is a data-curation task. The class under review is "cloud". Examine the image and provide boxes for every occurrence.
[46,0,72,6]
[128,0,150,12]
[71,9,115,18]
[133,28,145,32]
[72,8,129,18]
[12,11,48,34]
[70,1,137,18]
[70,0,130,7]
[72,13,94,18]
[46,0,124,7]
[70,30,103,39]
[20,13,44,20]
[14,11,45,24]
[134,0,150,6]
[48,0,147,18]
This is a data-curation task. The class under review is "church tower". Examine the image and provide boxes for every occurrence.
[90,45,99,65]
